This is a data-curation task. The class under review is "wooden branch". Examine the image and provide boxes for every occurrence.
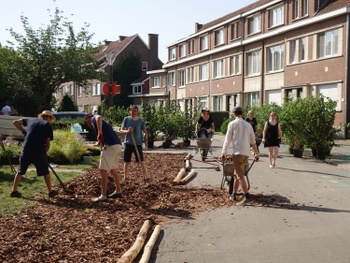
[117,220,151,263]
[139,225,161,263]
[173,168,186,184]
[184,153,193,172]
[180,169,197,185]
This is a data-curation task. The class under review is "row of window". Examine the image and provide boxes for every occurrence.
[175,82,338,112]
[169,0,310,61]
[162,28,340,88]
[60,83,102,97]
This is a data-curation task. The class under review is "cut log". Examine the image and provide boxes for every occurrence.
[180,169,197,185]
[173,168,186,184]
[184,153,193,172]
[139,225,161,263]
[117,220,151,263]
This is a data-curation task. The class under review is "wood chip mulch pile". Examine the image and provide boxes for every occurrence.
[0,152,233,262]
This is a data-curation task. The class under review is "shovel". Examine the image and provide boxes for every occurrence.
[48,163,70,194]
[131,133,151,183]
[0,135,17,174]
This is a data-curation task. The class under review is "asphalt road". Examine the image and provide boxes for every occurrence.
[148,136,350,263]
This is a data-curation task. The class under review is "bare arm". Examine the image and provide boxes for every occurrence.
[262,122,267,141]
[13,119,26,134]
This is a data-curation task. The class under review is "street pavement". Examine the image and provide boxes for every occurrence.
[147,135,350,263]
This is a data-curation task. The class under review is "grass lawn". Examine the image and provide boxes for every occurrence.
[0,156,99,216]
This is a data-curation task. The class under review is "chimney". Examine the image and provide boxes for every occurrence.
[148,33,159,60]
[195,22,203,32]
[119,36,127,41]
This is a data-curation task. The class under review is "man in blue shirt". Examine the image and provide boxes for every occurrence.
[84,113,123,202]
[10,110,58,198]
[120,105,148,180]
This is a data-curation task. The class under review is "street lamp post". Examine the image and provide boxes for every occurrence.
[105,53,117,108]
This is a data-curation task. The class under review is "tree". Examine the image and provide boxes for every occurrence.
[57,94,78,111]
[2,7,100,116]
[113,52,142,108]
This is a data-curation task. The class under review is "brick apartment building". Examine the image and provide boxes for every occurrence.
[55,34,163,112]
[147,0,350,132]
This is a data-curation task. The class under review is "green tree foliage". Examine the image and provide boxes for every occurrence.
[1,7,100,116]
[57,94,78,111]
[113,52,142,108]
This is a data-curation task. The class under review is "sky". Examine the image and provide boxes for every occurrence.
[0,0,257,62]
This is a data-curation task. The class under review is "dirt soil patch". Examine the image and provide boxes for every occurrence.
[0,152,233,262]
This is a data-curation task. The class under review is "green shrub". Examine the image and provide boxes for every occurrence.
[210,111,230,132]
[0,137,21,164]
[48,130,89,164]
[220,118,234,134]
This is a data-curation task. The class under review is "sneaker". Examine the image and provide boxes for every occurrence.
[48,190,58,198]
[237,194,252,206]
[10,191,22,198]
[269,165,273,168]
[91,195,108,202]
[230,193,237,201]
[108,191,122,198]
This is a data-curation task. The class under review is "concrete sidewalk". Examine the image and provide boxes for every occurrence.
[148,136,350,263]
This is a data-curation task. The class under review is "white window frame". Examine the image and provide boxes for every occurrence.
[200,34,209,51]
[199,63,208,81]
[289,37,307,64]
[248,14,261,35]
[169,47,176,60]
[213,96,223,111]
[96,83,101,95]
[267,44,284,72]
[246,50,261,76]
[302,0,308,16]
[294,0,300,19]
[215,28,225,46]
[187,66,195,83]
[70,84,74,96]
[269,5,284,28]
[78,86,82,97]
[179,43,186,58]
[152,76,160,88]
[246,92,260,107]
[188,39,195,54]
[317,83,340,111]
[133,86,142,94]
[92,83,97,96]
[213,59,224,78]
[178,70,186,87]
[168,72,175,86]
[229,54,240,75]
[317,29,339,58]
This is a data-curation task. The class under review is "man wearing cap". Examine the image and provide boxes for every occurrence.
[84,113,123,202]
[220,106,259,205]
[10,110,58,198]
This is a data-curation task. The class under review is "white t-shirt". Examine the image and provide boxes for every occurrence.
[1,105,11,115]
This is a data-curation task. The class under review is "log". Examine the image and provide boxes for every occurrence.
[117,220,151,263]
[180,169,197,185]
[184,153,193,172]
[139,225,161,263]
[173,168,186,184]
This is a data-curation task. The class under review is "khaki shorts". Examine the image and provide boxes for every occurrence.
[99,144,122,170]
[233,154,248,180]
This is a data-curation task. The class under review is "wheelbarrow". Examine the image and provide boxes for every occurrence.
[196,137,213,161]
[220,158,255,195]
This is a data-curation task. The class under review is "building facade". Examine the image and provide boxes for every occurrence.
[55,34,163,112]
[148,0,350,131]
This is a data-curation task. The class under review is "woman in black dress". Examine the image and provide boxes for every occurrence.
[262,112,283,168]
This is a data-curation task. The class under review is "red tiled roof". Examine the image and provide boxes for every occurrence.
[95,35,137,62]
[316,0,350,15]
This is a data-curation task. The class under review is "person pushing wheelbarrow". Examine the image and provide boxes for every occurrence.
[220,106,259,205]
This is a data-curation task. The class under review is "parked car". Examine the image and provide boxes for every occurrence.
[53,111,86,120]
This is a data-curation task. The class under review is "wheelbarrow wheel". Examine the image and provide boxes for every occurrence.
[200,149,208,161]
